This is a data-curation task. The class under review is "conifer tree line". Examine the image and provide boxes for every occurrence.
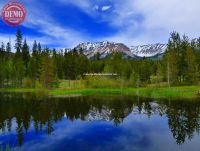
[0,29,200,88]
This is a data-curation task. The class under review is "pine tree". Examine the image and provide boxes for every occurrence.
[40,54,56,88]
[32,40,38,57]
[29,40,40,82]
[52,49,64,79]
[1,42,5,52]
[38,42,42,53]
[0,63,4,87]
[15,29,23,54]
[141,59,152,84]
[165,32,181,85]
[164,50,178,86]
[129,70,139,87]
[64,50,88,80]
[0,42,5,61]
[178,35,189,82]
[4,60,13,87]
[196,38,200,81]
[185,47,198,84]
[13,56,25,87]
[22,40,30,74]
[13,29,25,87]
[3,42,12,87]
[6,42,11,59]
[150,61,163,86]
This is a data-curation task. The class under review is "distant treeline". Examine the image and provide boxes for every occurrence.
[0,29,200,88]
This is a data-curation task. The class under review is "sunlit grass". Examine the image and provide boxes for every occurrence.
[49,86,200,99]
[1,80,200,99]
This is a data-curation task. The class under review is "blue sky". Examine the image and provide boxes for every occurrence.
[0,0,200,49]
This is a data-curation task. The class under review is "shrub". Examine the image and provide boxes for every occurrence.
[22,77,34,88]
[35,80,43,89]
[84,76,122,88]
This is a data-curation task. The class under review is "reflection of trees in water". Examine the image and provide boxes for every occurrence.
[165,100,200,144]
[0,94,135,146]
[0,93,200,146]
[135,99,200,145]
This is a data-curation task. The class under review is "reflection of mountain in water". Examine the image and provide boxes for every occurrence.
[85,106,113,121]
[0,93,200,146]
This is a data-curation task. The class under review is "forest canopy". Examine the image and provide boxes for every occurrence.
[0,30,200,88]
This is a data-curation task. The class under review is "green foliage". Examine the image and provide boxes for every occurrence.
[162,32,200,86]
[22,40,30,74]
[185,47,199,84]
[0,29,200,89]
[64,49,88,80]
[84,76,122,88]
[129,71,139,87]
[15,29,22,53]
[35,80,43,89]
[40,53,56,88]
[22,77,34,88]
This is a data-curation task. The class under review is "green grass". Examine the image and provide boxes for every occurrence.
[0,88,43,93]
[49,86,200,99]
[49,88,126,96]
[135,86,200,99]
[1,80,200,99]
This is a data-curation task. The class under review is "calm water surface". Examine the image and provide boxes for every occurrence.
[0,93,200,151]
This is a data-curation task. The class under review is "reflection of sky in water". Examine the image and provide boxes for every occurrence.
[1,94,200,151]
[1,114,200,151]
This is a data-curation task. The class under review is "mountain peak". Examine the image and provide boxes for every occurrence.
[72,41,167,59]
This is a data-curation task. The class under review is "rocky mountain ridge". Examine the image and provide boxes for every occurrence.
[67,41,167,58]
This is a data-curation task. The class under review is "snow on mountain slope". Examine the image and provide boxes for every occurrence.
[71,41,167,58]
[84,106,132,122]
[130,43,167,58]
[74,41,136,58]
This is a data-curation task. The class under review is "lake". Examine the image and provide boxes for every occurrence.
[0,93,200,151]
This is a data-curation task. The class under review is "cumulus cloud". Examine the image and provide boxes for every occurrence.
[0,0,199,48]
[105,0,200,45]
[56,0,200,46]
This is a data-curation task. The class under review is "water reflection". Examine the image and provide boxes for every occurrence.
[0,93,200,150]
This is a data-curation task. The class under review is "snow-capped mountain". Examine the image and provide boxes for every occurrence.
[84,106,113,122]
[71,41,167,58]
[84,106,132,123]
[130,43,167,58]
[74,41,136,58]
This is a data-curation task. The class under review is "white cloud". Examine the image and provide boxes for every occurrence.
[0,33,59,52]
[24,1,89,48]
[24,18,86,48]
[101,5,112,11]
[134,0,200,36]
[1,0,200,48]
[0,0,93,49]
[105,0,200,45]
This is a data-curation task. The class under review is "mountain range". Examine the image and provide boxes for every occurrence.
[66,41,167,58]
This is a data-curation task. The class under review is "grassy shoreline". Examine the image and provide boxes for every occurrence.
[0,86,200,99]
